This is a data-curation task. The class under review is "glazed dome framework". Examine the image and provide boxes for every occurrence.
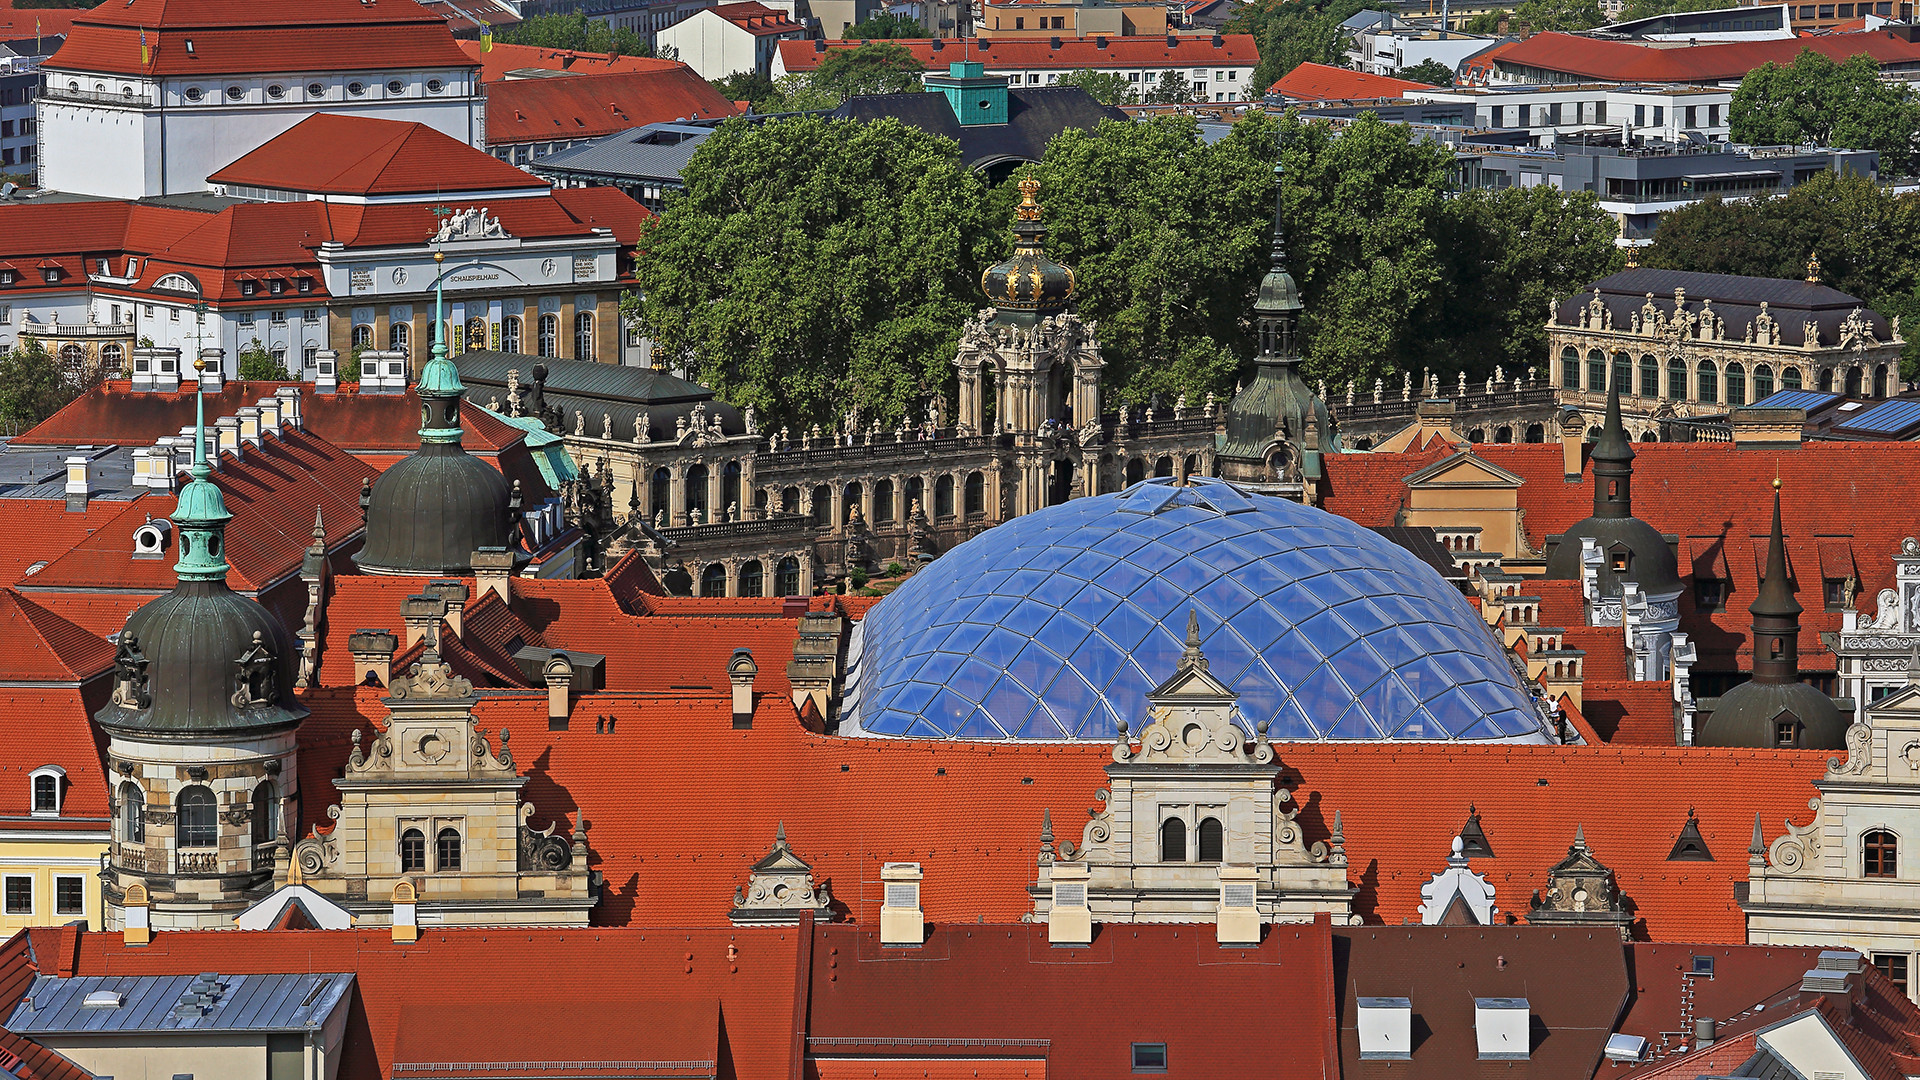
[842,478,1549,742]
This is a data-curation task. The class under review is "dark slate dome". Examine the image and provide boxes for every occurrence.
[979,177,1074,325]
[1544,387,1682,598]
[356,442,513,575]
[1693,679,1847,749]
[103,584,305,736]
[357,348,514,576]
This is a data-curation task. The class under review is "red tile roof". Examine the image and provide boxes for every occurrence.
[1492,29,1920,82]
[1320,441,1920,672]
[31,925,803,1080]
[1581,680,1678,745]
[0,932,95,1080]
[0,498,139,590]
[484,68,738,146]
[0,687,108,822]
[1271,60,1431,100]
[460,39,684,83]
[291,684,1823,940]
[708,1,806,35]
[810,919,1337,1080]
[211,114,541,196]
[46,0,475,77]
[775,33,1257,74]
[0,589,114,684]
[0,2,77,44]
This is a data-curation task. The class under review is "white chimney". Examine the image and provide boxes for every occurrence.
[213,415,241,460]
[1216,864,1259,946]
[880,862,924,947]
[1048,862,1091,947]
[255,396,282,437]
[1358,997,1412,1060]
[236,405,261,446]
[729,648,757,729]
[64,455,89,512]
[1474,998,1530,1060]
[314,349,339,393]
[130,448,151,488]
[198,347,225,391]
[275,386,303,430]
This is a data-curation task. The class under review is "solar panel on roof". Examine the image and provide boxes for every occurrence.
[1750,389,1837,411]
[1837,398,1920,436]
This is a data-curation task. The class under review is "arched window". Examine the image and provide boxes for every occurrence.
[177,786,217,848]
[1876,363,1890,399]
[351,324,373,349]
[1783,366,1803,391]
[501,315,522,354]
[700,563,726,597]
[776,556,801,596]
[1494,426,1512,443]
[1667,357,1687,400]
[873,478,895,525]
[781,486,800,515]
[722,461,742,516]
[685,464,709,517]
[842,482,863,523]
[1586,349,1606,392]
[1726,362,1745,406]
[252,781,277,846]
[650,468,669,519]
[1846,366,1863,397]
[1525,423,1545,443]
[388,321,410,356]
[400,828,426,872]
[1126,457,1146,485]
[1866,830,1898,878]
[436,827,462,871]
[31,773,57,815]
[1819,368,1834,393]
[574,311,594,360]
[1160,817,1186,862]
[812,485,833,526]
[101,343,124,373]
[1197,817,1224,863]
[934,475,955,518]
[1696,359,1717,404]
[963,472,984,516]
[1560,346,1579,388]
[1753,364,1774,401]
[538,313,558,357]
[906,476,924,513]
[119,781,144,843]
[739,560,764,597]
[1612,352,1630,393]
[1640,355,1658,398]
[1153,456,1174,478]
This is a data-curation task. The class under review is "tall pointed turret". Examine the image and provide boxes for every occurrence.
[358,249,516,575]
[1694,480,1845,749]
[1544,378,1680,598]
[1220,139,1334,487]
[1589,379,1634,520]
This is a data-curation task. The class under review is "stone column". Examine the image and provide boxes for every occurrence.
[740,457,759,520]
[959,368,981,432]
[668,464,688,527]
[830,483,845,536]
[986,468,1004,524]
[798,552,816,595]
[892,474,908,529]
[708,463,724,522]
[860,478,875,528]
[724,558,740,598]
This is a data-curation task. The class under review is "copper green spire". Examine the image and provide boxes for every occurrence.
[172,352,232,582]
[417,248,466,445]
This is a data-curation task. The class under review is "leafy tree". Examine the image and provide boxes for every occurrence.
[237,337,291,381]
[1142,71,1201,105]
[995,113,1280,404]
[341,346,364,386]
[1642,170,1920,372]
[625,116,989,426]
[713,71,777,109]
[500,13,651,57]
[1056,69,1138,106]
[1731,50,1920,175]
[810,41,924,100]
[1466,0,1602,32]
[1611,0,1730,23]
[761,74,843,112]
[1398,59,1456,85]
[0,337,76,429]
[1227,0,1364,94]
[842,11,924,38]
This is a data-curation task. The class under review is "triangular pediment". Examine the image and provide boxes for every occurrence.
[1403,451,1525,490]
[1148,662,1236,702]
[751,844,813,874]
[1867,681,1920,716]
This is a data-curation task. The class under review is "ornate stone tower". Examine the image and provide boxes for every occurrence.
[1526,826,1633,938]
[99,354,308,930]
[953,178,1108,515]
[1218,152,1332,492]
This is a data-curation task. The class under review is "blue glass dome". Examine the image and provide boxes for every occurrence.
[842,478,1547,742]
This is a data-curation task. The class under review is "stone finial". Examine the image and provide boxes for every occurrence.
[1806,252,1822,284]
[1178,609,1207,672]
[1749,811,1766,867]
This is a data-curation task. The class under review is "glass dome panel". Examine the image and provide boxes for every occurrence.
[842,478,1548,743]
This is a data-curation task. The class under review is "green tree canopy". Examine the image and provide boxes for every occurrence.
[811,41,924,100]
[499,13,650,57]
[842,11,925,37]
[0,338,78,430]
[1227,0,1365,93]
[1466,0,1602,32]
[1641,170,1920,372]
[1397,59,1456,85]
[625,116,989,426]
[1610,0,1731,23]
[712,71,778,110]
[999,113,1280,405]
[1142,71,1202,104]
[1056,69,1137,106]
[237,338,292,382]
[1730,50,1920,175]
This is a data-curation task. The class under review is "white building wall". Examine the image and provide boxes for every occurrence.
[772,48,1255,99]
[36,68,480,199]
[657,12,763,80]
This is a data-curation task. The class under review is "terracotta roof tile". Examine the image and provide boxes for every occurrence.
[708,1,805,34]
[0,589,114,683]
[776,34,1257,73]
[1492,29,1920,82]
[1581,680,1677,745]
[1272,60,1432,99]
[485,68,738,146]
[0,687,108,821]
[459,39,684,83]
[211,114,541,196]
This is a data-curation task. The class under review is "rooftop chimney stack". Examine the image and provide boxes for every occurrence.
[1047,861,1092,946]
[880,862,924,947]
[122,882,151,946]
[729,648,757,728]
[472,547,514,604]
[425,579,470,638]
[1216,865,1260,946]
[255,396,282,437]
[64,455,89,512]
[236,405,262,447]
[314,349,339,393]
[1358,997,1413,1060]
[391,881,419,943]
[198,348,225,391]
[400,594,447,650]
[131,346,181,392]
[348,630,399,687]
[274,385,303,429]
[213,415,241,460]
[545,652,575,730]
[1474,998,1531,1061]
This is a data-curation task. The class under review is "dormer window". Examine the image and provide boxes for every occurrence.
[1825,577,1849,611]
[0,270,13,286]
[30,765,64,817]
[297,276,313,294]
[268,278,284,295]
[1695,578,1727,611]
[41,267,58,283]
[240,280,257,297]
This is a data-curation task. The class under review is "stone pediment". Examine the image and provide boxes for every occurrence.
[1403,451,1525,491]
[1117,612,1274,767]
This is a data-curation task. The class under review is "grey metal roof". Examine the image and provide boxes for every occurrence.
[9,972,354,1034]
[533,122,717,183]
[1559,266,1892,348]
[0,443,141,502]
[456,351,713,406]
